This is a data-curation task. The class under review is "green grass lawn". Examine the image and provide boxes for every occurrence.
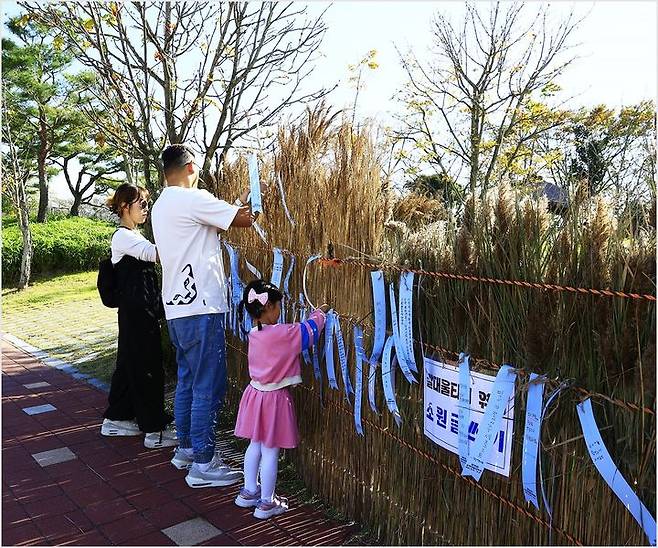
[2,271,119,383]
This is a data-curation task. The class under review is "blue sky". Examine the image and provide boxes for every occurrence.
[3,1,656,198]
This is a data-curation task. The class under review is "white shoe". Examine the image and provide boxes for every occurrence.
[101,419,141,436]
[144,426,178,449]
[235,486,261,508]
[253,495,289,519]
[171,447,194,470]
[185,453,243,488]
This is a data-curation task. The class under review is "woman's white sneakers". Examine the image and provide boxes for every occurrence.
[144,424,178,449]
[100,419,141,436]
[102,419,178,449]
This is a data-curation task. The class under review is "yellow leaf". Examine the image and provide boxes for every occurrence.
[367,61,379,70]
[53,36,64,51]
[83,19,94,32]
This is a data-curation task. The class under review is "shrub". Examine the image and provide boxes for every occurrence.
[2,217,116,284]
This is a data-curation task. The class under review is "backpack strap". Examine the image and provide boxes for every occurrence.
[109,226,132,262]
[113,225,132,236]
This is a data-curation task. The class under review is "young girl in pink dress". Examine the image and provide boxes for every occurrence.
[233,279,328,519]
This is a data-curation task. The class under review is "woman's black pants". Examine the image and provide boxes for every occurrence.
[103,306,172,432]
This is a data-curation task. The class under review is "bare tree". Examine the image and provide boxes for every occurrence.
[394,2,584,198]
[23,1,332,191]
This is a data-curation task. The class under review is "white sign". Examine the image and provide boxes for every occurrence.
[423,357,515,477]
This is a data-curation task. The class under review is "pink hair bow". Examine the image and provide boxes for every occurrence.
[248,288,268,306]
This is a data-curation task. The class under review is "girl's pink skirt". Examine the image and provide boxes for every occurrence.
[234,385,299,449]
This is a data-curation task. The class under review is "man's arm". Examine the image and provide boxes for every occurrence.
[191,189,258,231]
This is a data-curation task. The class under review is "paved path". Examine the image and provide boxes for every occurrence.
[2,339,358,546]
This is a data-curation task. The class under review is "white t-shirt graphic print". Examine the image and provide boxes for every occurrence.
[151,186,239,321]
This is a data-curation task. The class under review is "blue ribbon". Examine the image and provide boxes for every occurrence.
[245,258,262,279]
[275,171,296,227]
[223,242,244,336]
[334,315,353,401]
[538,383,566,524]
[381,335,402,426]
[457,353,471,468]
[280,255,295,323]
[247,153,263,214]
[369,271,386,366]
[462,364,516,481]
[283,255,295,297]
[368,361,379,414]
[577,399,656,546]
[271,248,284,288]
[324,311,339,389]
[398,271,418,373]
[243,311,253,336]
[299,293,311,366]
[522,373,545,510]
[389,283,417,384]
[353,325,366,436]
[311,343,321,381]
[253,221,268,243]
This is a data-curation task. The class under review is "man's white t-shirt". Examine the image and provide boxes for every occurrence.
[151,186,239,321]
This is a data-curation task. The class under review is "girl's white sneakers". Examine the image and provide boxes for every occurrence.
[253,495,289,519]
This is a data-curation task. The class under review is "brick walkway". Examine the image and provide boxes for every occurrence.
[2,339,358,546]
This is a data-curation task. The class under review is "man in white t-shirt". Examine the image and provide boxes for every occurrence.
[152,144,255,489]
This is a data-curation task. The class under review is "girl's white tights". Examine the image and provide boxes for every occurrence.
[244,440,280,502]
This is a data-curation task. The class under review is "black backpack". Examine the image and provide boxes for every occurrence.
[97,227,128,308]
[97,257,119,308]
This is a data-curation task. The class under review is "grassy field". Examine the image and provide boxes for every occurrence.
[2,270,119,383]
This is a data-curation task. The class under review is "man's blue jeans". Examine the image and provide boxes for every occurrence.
[167,313,227,464]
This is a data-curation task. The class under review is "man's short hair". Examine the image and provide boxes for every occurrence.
[162,144,196,174]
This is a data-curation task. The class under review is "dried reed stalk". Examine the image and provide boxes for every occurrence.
[218,107,655,546]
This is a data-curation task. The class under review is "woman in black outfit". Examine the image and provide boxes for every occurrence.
[101,183,176,449]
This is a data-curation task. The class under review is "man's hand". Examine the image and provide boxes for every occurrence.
[237,182,269,206]
[237,189,250,205]
[230,206,256,228]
